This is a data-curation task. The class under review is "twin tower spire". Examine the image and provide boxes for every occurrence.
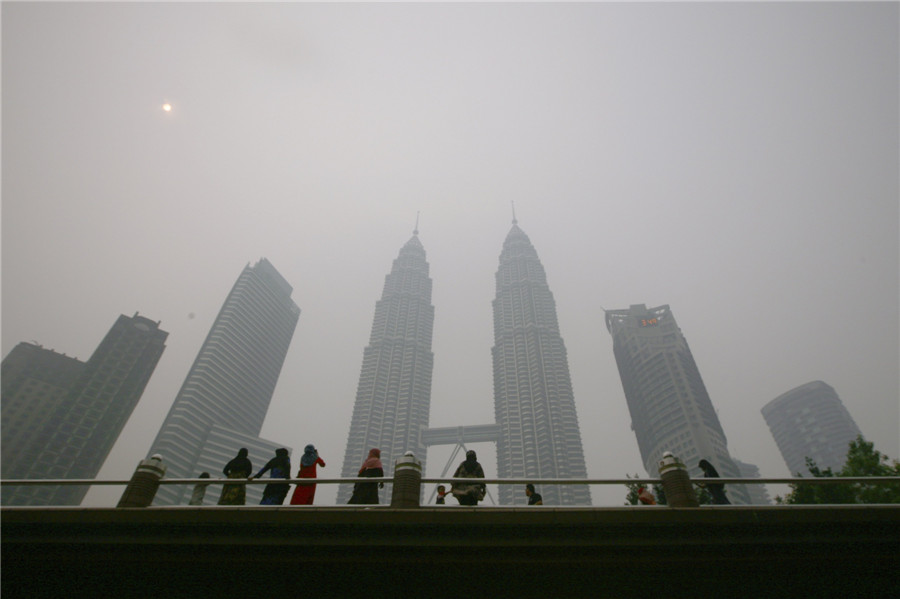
[338,215,590,506]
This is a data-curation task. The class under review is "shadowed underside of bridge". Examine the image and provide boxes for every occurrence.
[3,505,899,597]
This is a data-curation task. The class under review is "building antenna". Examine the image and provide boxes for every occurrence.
[414,211,419,236]
[511,201,518,225]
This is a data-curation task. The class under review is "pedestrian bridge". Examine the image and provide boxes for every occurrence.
[3,503,898,597]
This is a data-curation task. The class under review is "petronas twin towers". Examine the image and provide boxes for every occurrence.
[338,219,591,505]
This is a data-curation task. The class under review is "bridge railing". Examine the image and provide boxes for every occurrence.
[3,474,900,507]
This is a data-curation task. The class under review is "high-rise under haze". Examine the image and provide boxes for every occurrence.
[761,380,863,476]
[2,314,168,506]
[147,258,299,505]
[732,458,772,505]
[492,219,591,506]
[337,229,435,504]
[606,304,750,504]
[2,343,86,477]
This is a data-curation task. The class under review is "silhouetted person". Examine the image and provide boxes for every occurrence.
[253,448,291,505]
[189,472,211,506]
[435,484,448,504]
[525,483,543,505]
[219,448,252,505]
[451,450,486,506]
[698,459,731,505]
[290,444,326,505]
[348,448,384,504]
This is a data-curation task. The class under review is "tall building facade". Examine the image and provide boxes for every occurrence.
[2,314,168,506]
[492,221,590,506]
[605,304,750,504]
[147,258,300,505]
[2,343,86,475]
[761,380,863,476]
[337,231,435,504]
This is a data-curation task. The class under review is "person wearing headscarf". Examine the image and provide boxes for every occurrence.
[218,448,252,505]
[451,450,486,506]
[698,459,731,505]
[253,448,292,505]
[290,444,326,505]
[189,472,211,506]
[348,448,384,504]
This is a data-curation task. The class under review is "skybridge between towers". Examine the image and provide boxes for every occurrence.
[421,423,502,503]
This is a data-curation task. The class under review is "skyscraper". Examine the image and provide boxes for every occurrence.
[492,220,590,506]
[605,304,750,504]
[147,258,300,505]
[337,229,435,504]
[2,343,86,476]
[732,458,772,505]
[2,314,168,506]
[761,380,863,476]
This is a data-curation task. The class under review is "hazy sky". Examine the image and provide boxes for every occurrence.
[2,2,897,507]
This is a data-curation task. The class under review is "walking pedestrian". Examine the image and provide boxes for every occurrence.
[698,459,731,505]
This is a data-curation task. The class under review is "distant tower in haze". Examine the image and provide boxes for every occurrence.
[2,314,168,506]
[732,458,772,505]
[2,343,86,477]
[492,217,591,506]
[147,258,300,505]
[337,226,435,504]
[761,380,863,476]
[605,304,750,504]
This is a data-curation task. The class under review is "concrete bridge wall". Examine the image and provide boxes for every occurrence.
[3,505,898,597]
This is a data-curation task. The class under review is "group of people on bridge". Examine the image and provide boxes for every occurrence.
[191,446,728,507]
[189,444,326,506]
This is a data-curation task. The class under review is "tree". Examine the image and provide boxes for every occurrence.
[777,436,900,504]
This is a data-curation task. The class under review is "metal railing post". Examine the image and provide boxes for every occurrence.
[116,455,166,508]
[390,452,422,508]
[658,452,699,507]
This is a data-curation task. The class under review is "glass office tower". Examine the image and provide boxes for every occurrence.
[762,380,863,476]
[2,314,167,505]
[147,258,299,505]
[606,304,750,504]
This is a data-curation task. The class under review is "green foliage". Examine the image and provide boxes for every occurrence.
[694,484,713,505]
[776,436,900,504]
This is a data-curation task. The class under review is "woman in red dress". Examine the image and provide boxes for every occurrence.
[290,444,325,505]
